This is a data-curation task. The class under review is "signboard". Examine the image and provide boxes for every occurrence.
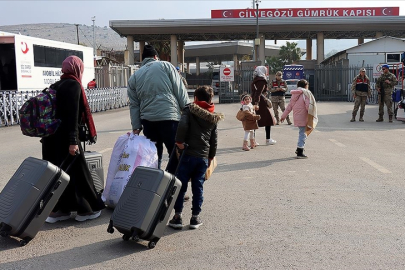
[220,66,234,82]
[373,64,384,79]
[212,7,399,19]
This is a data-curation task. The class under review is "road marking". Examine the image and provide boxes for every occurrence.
[99,148,113,154]
[359,157,391,174]
[329,139,346,147]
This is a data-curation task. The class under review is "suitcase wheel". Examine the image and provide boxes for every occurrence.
[122,234,130,241]
[19,237,31,246]
[148,241,156,249]
[107,227,114,234]
[131,235,140,242]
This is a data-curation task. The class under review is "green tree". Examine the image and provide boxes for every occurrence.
[278,42,302,65]
[266,56,283,74]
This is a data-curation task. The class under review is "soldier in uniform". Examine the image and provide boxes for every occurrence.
[350,67,371,122]
[376,64,398,122]
[270,71,292,125]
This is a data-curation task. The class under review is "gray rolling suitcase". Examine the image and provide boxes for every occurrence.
[0,157,71,246]
[107,146,184,249]
[84,151,104,193]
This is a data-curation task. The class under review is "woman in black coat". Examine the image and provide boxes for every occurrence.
[250,66,276,145]
[42,56,105,223]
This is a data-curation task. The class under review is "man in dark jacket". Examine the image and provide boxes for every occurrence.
[168,86,224,230]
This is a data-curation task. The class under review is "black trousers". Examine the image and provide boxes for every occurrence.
[141,119,179,174]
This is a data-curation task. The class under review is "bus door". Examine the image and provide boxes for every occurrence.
[0,42,17,91]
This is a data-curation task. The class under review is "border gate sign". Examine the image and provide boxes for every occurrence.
[220,66,234,82]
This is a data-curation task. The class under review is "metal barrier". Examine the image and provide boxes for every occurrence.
[0,87,128,127]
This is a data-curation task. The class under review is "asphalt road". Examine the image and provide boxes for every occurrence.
[1,99,405,269]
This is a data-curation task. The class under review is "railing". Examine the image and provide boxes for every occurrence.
[0,87,128,127]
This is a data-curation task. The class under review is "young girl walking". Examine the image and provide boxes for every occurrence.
[280,79,318,158]
[238,94,261,151]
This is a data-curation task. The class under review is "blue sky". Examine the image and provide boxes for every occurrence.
[1,1,404,55]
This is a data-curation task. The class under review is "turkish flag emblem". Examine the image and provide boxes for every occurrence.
[381,7,393,16]
[222,10,234,18]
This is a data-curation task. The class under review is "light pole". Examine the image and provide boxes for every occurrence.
[91,16,96,57]
[255,0,261,61]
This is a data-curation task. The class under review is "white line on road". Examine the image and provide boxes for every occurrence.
[329,139,346,147]
[359,157,392,174]
[99,148,113,154]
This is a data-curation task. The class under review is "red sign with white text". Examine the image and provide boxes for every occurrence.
[211,7,399,19]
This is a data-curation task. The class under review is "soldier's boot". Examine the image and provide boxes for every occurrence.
[376,115,384,122]
[359,112,364,122]
[350,112,356,122]
[242,140,250,151]
[296,148,308,159]
[389,115,393,123]
[275,116,280,125]
[286,115,292,125]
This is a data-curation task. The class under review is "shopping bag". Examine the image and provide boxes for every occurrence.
[102,133,158,208]
[205,157,217,180]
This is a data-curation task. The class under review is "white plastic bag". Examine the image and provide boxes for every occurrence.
[102,133,158,208]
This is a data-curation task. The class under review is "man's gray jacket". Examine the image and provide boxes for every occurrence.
[128,58,190,130]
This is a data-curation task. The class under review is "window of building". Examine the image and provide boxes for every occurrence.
[386,53,401,63]
[33,45,83,68]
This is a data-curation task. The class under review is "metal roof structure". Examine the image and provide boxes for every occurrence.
[110,16,405,41]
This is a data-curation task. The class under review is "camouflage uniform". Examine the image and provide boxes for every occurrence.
[270,77,291,125]
[350,74,371,122]
[376,71,398,121]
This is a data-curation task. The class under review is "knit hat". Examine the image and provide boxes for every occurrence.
[382,64,389,70]
[359,67,366,72]
[142,45,158,59]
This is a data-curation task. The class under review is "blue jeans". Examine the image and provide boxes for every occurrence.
[297,126,307,148]
[173,154,208,215]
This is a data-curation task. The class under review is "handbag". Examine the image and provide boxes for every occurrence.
[205,157,217,180]
[261,94,272,109]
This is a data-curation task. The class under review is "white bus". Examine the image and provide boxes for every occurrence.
[0,31,94,92]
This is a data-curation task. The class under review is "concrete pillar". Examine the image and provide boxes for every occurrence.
[259,35,265,66]
[178,41,184,71]
[233,54,239,70]
[306,38,312,60]
[139,41,145,62]
[376,32,383,38]
[358,37,364,45]
[196,57,200,76]
[126,35,134,65]
[170,35,178,67]
[316,32,324,64]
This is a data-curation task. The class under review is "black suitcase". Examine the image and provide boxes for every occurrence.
[107,145,184,249]
[0,157,72,246]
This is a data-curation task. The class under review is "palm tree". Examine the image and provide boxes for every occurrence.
[278,42,302,65]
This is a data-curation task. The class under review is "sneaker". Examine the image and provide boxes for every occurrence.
[266,139,277,145]
[189,216,203,229]
[45,211,71,223]
[168,214,183,229]
[75,211,101,222]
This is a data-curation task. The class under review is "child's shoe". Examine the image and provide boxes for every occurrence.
[189,215,203,229]
[168,214,183,229]
[242,140,250,151]
[249,139,257,148]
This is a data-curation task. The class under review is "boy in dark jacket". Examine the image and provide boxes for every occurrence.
[168,86,224,229]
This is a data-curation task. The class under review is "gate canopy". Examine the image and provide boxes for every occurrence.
[110,16,405,41]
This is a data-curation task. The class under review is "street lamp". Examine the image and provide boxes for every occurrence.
[91,16,96,57]
[255,0,261,61]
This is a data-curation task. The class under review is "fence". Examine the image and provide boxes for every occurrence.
[314,65,379,103]
[0,87,128,127]
[95,65,138,88]
[218,68,255,104]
